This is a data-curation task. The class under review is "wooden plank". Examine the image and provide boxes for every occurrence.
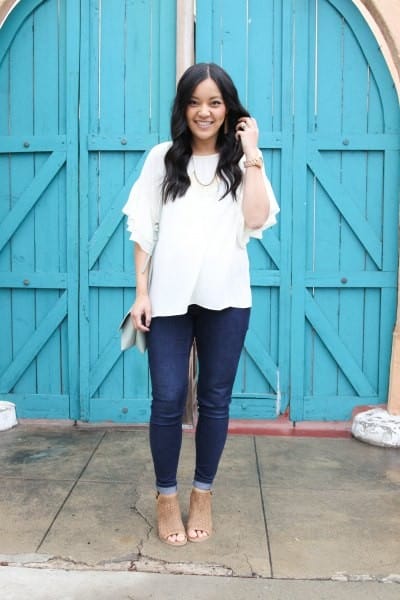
[125,0,151,135]
[88,270,281,288]
[92,0,126,405]
[98,0,125,134]
[0,0,46,63]
[230,395,278,419]
[0,154,12,376]
[0,292,68,392]
[315,0,343,133]
[339,29,369,396]
[304,272,395,287]
[195,0,214,62]
[341,6,369,134]
[0,151,66,252]
[33,0,63,398]
[0,273,67,288]
[86,397,151,423]
[305,291,375,396]
[249,270,281,287]
[0,135,66,153]
[330,0,400,128]
[275,0,293,414]
[89,332,121,397]
[1,393,71,419]
[9,13,37,394]
[219,0,248,99]
[65,0,81,418]
[159,0,177,139]
[87,133,158,150]
[88,152,147,268]
[33,0,59,134]
[309,153,342,398]
[244,329,278,393]
[302,395,378,421]
[257,232,281,269]
[247,0,274,125]
[78,0,92,420]
[243,287,279,397]
[307,149,382,267]
[307,134,399,151]
[289,0,309,421]
[0,29,11,380]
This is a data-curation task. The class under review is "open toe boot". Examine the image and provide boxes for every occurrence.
[156,492,187,547]
[187,488,213,543]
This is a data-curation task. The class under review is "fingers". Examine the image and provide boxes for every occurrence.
[235,117,259,151]
[235,117,258,135]
[130,301,151,332]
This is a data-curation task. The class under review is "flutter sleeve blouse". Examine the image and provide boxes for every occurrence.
[122,141,280,317]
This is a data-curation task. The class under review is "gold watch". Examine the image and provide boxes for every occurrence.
[244,155,263,168]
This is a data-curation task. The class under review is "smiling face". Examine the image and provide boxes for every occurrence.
[185,78,227,154]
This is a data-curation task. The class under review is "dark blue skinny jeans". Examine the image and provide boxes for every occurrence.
[147,305,250,491]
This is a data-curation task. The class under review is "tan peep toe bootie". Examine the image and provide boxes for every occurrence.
[187,488,213,543]
[156,492,187,546]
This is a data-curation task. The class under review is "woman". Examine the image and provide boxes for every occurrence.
[123,63,279,546]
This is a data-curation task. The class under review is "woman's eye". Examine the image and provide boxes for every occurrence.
[188,99,198,106]
[211,101,222,106]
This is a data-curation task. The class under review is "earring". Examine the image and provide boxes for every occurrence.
[224,118,228,134]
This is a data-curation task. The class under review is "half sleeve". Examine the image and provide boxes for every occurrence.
[122,144,165,255]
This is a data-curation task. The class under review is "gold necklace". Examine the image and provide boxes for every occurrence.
[192,156,217,187]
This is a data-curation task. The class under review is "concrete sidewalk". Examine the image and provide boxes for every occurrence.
[0,423,399,598]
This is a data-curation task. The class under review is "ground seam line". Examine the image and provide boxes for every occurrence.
[35,432,106,552]
[254,435,274,578]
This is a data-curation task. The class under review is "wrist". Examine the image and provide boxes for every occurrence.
[244,154,263,168]
[244,149,259,160]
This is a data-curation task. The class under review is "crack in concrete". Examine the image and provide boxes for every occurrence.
[242,552,258,578]
[129,555,233,577]
[129,501,153,556]
[1,553,399,583]
[332,571,400,584]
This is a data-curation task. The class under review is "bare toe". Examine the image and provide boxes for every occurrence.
[187,489,213,543]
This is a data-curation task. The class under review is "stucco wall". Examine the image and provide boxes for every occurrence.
[0,0,18,28]
[355,0,400,95]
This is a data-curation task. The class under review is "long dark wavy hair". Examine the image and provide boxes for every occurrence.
[161,63,250,203]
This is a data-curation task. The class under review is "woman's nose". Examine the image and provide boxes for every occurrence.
[197,104,210,116]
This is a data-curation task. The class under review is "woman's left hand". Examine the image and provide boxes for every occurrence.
[235,117,259,157]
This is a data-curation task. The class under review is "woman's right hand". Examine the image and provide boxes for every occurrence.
[130,293,152,332]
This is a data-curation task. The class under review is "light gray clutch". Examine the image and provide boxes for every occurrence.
[119,311,147,353]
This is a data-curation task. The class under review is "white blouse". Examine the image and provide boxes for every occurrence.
[122,141,279,317]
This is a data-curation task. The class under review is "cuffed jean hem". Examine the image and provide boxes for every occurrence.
[193,480,212,491]
[156,485,178,495]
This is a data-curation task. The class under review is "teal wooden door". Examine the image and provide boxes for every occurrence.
[0,0,80,418]
[197,0,291,419]
[78,0,176,422]
[196,0,400,421]
[0,0,176,422]
[1,0,399,423]
[290,0,400,420]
